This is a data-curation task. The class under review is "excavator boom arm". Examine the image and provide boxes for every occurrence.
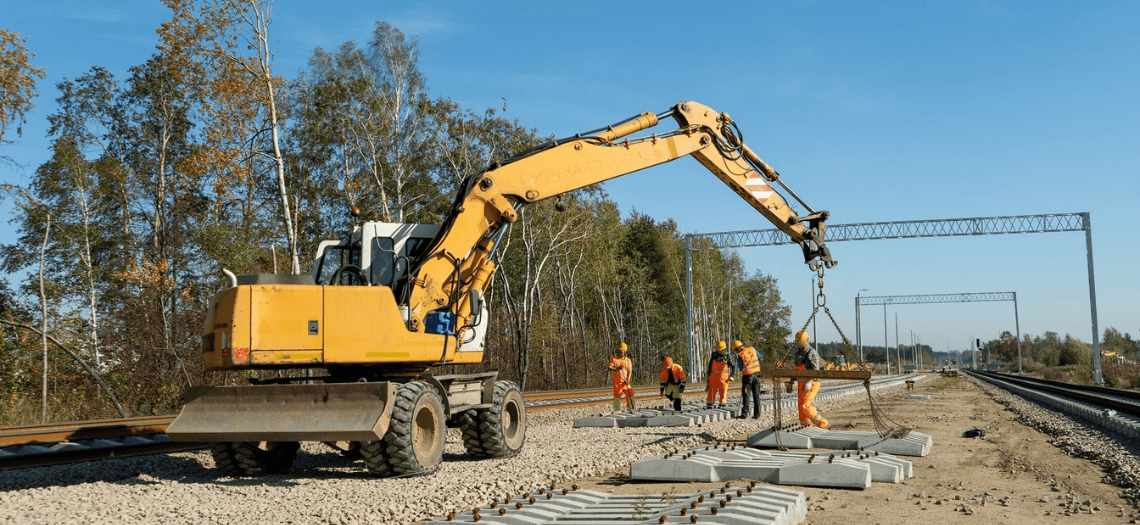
[407,101,834,350]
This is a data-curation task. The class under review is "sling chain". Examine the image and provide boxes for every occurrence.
[769,266,910,447]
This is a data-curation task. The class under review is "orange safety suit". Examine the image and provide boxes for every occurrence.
[794,343,828,428]
[659,357,687,411]
[608,355,634,410]
[705,349,737,407]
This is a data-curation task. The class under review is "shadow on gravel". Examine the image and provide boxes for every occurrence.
[0,454,210,492]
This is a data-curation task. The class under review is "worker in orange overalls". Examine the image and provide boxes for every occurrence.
[608,342,635,413]
[705,341,737,409]
[794,330,829,429]
[659,356,687,411]
[733,340,763,419]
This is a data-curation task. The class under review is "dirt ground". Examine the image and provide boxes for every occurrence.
[572,375,1133,524]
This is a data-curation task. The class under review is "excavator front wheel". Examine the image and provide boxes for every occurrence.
[477,380,526,458]
[383,381,445,475]
[210,441,300,476]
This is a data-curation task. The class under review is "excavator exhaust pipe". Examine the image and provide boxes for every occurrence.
[166,382,396,442]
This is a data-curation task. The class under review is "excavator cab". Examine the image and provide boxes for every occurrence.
[312,223,439,288]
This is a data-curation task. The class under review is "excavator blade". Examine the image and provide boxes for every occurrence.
[166,382,396,442]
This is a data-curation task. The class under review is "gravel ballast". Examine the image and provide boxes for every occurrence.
[971,375,1140,508]
[0,378,926,525]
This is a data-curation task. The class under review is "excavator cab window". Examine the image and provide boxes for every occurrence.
[314,243,363,285]
[371,237,397,287]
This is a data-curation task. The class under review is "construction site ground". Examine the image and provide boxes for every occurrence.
[570,375,1132,524]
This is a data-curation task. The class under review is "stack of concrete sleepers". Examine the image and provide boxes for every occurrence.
[572,403,739,428]
[747,427,933,457]
[424,484,807,525]
[629,444,912,489]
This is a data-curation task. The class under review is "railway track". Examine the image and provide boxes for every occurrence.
[0,383,708,470]
[967,369,1140,439]
[0,376,907,471]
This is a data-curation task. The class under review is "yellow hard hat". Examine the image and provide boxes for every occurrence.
[716,341,727,351]
[795,331,810,345]
[618,342,628,352]
[731,340,743,351]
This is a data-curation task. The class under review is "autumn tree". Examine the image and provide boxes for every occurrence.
[0,28,46,160]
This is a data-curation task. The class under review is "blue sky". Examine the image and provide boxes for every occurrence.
[2,1,1137,355]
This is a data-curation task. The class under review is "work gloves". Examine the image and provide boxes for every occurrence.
[803,380,814,393]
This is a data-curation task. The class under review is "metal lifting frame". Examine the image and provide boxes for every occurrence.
[856,292,1023,374]
[684,212,1103,384]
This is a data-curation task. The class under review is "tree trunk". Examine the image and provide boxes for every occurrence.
[39,213,51,423]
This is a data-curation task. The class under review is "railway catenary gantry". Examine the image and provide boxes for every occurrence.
[683,212,1104,384]
[854,292,1024,374]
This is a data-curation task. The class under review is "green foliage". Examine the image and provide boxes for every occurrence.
[1058,334,1091,366]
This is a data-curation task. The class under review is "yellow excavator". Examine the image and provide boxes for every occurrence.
[166,101,836,476]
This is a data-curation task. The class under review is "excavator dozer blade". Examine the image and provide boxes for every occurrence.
[166,382,396,443]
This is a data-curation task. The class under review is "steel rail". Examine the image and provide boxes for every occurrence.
[0,416,177,447]
[0,375,911,470]
[971,370,1140,417]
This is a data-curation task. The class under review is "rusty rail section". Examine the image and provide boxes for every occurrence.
[0,384,711,469]
[0,415,176,447]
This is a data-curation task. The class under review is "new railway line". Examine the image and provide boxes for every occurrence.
[0,382,714,470]
[8,372,1138,525]
[0,375,905,471]
[967,369,1140,439]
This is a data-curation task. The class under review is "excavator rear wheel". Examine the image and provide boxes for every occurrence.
[210,441,300,476]
[455,409,487,458]
[360,440,394,477]
[475,380,526,458]
[383,381,445,476]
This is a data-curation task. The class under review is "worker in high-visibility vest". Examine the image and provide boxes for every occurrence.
[705,341,737,409]
[659,356,687,411]
[794,331,829,429]
[733,340,763,419]
[608,342,635,413]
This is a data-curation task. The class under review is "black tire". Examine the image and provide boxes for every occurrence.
[455,409,488,458]
[477,380,526,458]
[209,441,299,476]
[360,439,394,477]
[384,381,446,475]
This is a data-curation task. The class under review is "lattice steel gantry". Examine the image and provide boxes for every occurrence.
[856,292,1023,374]
[684,212,1103,384]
